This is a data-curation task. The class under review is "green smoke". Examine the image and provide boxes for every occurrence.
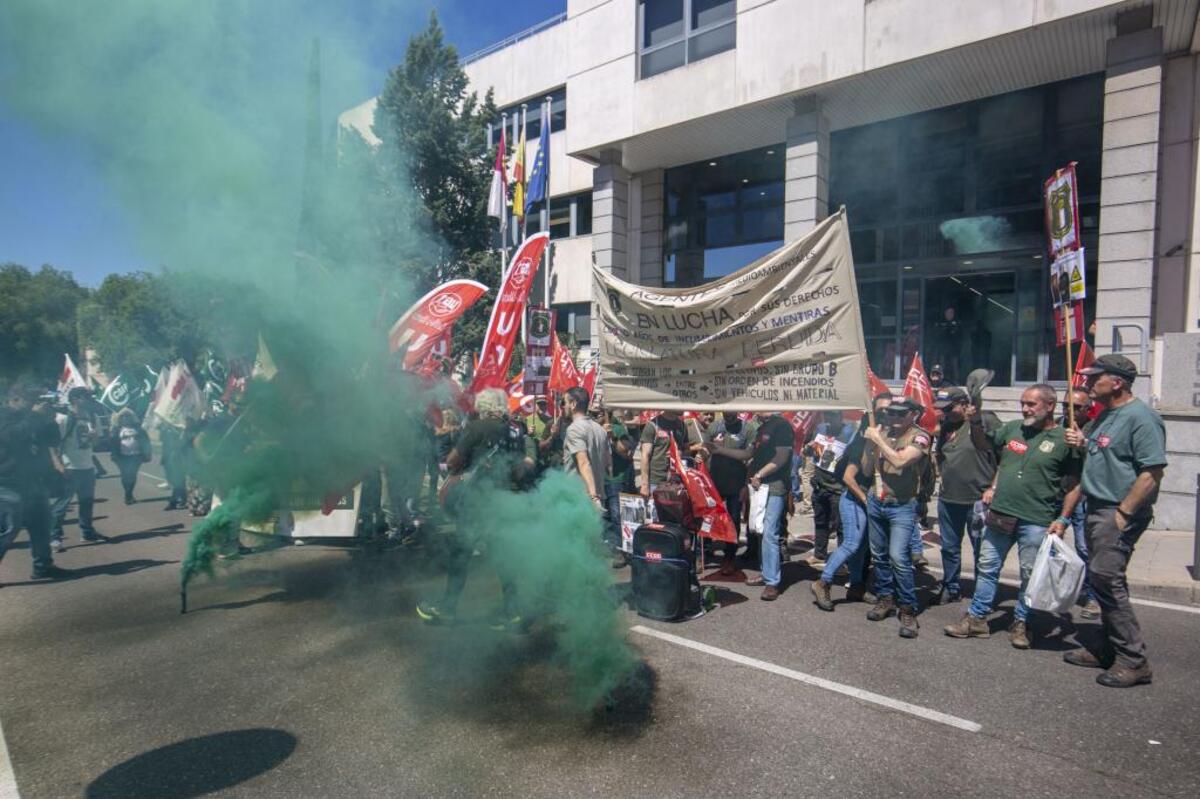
[2,1,636,707]
[939,215,1014,255]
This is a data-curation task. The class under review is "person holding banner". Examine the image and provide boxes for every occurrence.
[860,397,930,638]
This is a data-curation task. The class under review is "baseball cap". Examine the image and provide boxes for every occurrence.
[933,387,969,408]
[1077,353,1137,382]
[884,397,923,415]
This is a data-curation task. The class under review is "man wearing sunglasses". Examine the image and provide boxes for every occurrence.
[860,397,930,639]
[1061,388,1100,620]
[1060,354,1166,688]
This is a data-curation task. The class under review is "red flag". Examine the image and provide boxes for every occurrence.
[470,233,551,393]
[866,364,891,401]
[903,353,939,433]
[389,279,488,368]
[667,437,736,544]
[1054,302,1085,348]
[548,331,583,393]
[582,363,598,397]
[1072,340,1095,390]
[781,411,817,449]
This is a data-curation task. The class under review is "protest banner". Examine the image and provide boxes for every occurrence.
[592,209,870,411]
[618,493,648,553]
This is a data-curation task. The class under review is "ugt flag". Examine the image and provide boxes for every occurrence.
[389,279,489,369]
[470,233,551,393]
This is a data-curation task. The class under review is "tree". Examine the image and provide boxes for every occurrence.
[372,11,502,357]
[0,263,89,384]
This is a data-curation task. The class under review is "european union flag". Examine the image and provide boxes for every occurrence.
[524,113,549,216]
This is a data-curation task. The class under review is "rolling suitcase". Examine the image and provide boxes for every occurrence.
[631,522,701,621]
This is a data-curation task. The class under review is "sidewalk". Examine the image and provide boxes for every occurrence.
[785,511,1200,607]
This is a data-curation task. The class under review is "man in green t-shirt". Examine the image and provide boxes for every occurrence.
[1060,354,1166,688]
[945,384,1081,650]
[637,411,694,497]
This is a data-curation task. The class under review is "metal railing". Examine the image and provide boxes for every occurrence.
[461,12,568,65]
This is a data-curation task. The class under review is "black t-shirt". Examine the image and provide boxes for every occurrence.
[749,415,794,493]
[707,418,749,496]
[0,408,37,490]
[836,419,872,495]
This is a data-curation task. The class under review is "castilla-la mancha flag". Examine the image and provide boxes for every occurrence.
[470,232,551,393]
[389,279,489,369]
[903,353,940,433]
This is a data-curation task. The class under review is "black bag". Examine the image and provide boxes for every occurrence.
[652,480,695,530]
[631,522,701,621]
[985,508,1019,535]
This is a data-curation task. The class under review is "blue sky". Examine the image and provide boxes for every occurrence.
[0,0,565,286]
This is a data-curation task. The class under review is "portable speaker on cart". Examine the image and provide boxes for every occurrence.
[631,521,702,621]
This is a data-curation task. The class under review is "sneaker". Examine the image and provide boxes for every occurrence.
[866,596,896,621]
[30,565,74,581]
[1096,663,1152,688]
[930,586,961,606]
[1063,647,1112,670]
[898,605,920,638]
[51,538,67,553]
[1079,599,1101,619]
[488,611,524,632]
[415,603,455,625]
[760,585,780,601]
[943,613,990,639]
[1009,620,1031,650]
[81,531,108,543]
[810,579,833,611]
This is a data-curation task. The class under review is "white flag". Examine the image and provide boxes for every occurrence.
[487,128,508,224]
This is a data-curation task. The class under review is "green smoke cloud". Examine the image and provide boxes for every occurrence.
[2,0,636,707]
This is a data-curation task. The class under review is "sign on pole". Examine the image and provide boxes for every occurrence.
[1044,162,1086,426]
[523,306,554,396]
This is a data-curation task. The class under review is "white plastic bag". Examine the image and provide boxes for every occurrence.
[747,484,770,535]
[1024,534,1085,614]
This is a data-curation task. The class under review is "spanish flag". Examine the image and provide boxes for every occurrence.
[511,125,526,223]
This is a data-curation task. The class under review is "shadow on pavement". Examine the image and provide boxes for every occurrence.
[85,728,297,799]
[4,559,178,587]
[105,523,187,545]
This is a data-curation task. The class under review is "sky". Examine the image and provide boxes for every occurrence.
[0,0,565,287]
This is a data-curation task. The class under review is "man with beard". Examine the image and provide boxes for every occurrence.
[930,387,999,605]
[860,397,931,638]
[945,384,1081,649]
[1061,355,1165,687]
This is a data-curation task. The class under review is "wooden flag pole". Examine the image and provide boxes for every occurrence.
[1064,299,1075,429]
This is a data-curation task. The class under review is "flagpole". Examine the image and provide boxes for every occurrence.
[543,95,553,311]
[521,103,528,244]
[1064,297,1075,428]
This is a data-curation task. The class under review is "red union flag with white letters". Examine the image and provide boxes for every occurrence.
[470,232,550,392]
[389,279,489,369]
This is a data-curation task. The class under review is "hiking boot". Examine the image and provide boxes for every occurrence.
[1063,647,1112,670]
[866,595,896,621]
[1079,599,1101,620]
[1009,620,1031,650]
[943,613,990,639]
[1096,663,1152,688]
[845,584,869,603]
[930,586,961,606]
[898,605,920,639]
[415,602,455,625]
[30,565,74,581]
[760,586,780,601]
[810,579,833,611]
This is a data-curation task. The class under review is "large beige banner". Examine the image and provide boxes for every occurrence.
[593,209,870,411]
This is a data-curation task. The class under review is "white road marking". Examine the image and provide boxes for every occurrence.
[631,625,982,733]
[0,714,21,798]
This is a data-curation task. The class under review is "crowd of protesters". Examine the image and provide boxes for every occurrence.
[0,350,1168,687]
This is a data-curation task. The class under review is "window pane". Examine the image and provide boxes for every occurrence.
[549,196,571,239]
[687,22,735,62]
[643,0,684,47]
[574,193,593,236]
[692,0,735,29]
[641,41,685,78]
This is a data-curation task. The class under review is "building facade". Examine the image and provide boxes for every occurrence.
[342,0,1200,528]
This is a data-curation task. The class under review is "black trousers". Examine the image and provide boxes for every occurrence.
[1086,504,1151,669]
[810,479,842,557]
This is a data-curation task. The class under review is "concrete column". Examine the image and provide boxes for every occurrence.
[784,98,830,242]
[591,156,630,344]
[1095,26,1163,392]
[639,168,665,287]
[1154,53,1195,337]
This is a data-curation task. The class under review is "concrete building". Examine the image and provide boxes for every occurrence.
[341,0,1200,528]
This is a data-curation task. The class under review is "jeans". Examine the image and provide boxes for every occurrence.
[1086,504,1151,669]
[909,515,924,556]
[810,480,841,557]
[113,455,141,500]
[968,520,1047,623]
[822,493,869,585]
[937,499,980,594]
[867,496,918,608]
[1069,498,1096,603]
[52,468,96,540]
[790,453,804,502]
[759,493,787,587]
[0,485,55,572]
[604,481,623,550]
[160,426,188,504]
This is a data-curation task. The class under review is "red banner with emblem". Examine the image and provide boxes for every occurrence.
[470,233,551,393]
[389,279,489,368]
[548,331,583,393]
[668,437,736,544]
[903,353,940,433]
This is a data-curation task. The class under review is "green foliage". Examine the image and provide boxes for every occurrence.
[0,263,88,382]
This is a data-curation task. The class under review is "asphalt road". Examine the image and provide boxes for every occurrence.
[1,468,1198,798]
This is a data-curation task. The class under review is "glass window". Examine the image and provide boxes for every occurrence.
[574,193,593,236]
[692,0,735,28]
[493,87,567,142]
[639,0,735,79]
[643,0,684,47]
[688,23,736,62]
[549,196,571,239]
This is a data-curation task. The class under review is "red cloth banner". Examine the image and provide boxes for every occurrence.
[548,331,583,393]
[470,233,551,393]
[389,279,489,368]
[582,363,598,398]
[1054,301,1085,348]
[1072,340,1095,390]
[781,411,817,449]
[866,364,891,401]
[903,353,940,433]
[667,437,736,544]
